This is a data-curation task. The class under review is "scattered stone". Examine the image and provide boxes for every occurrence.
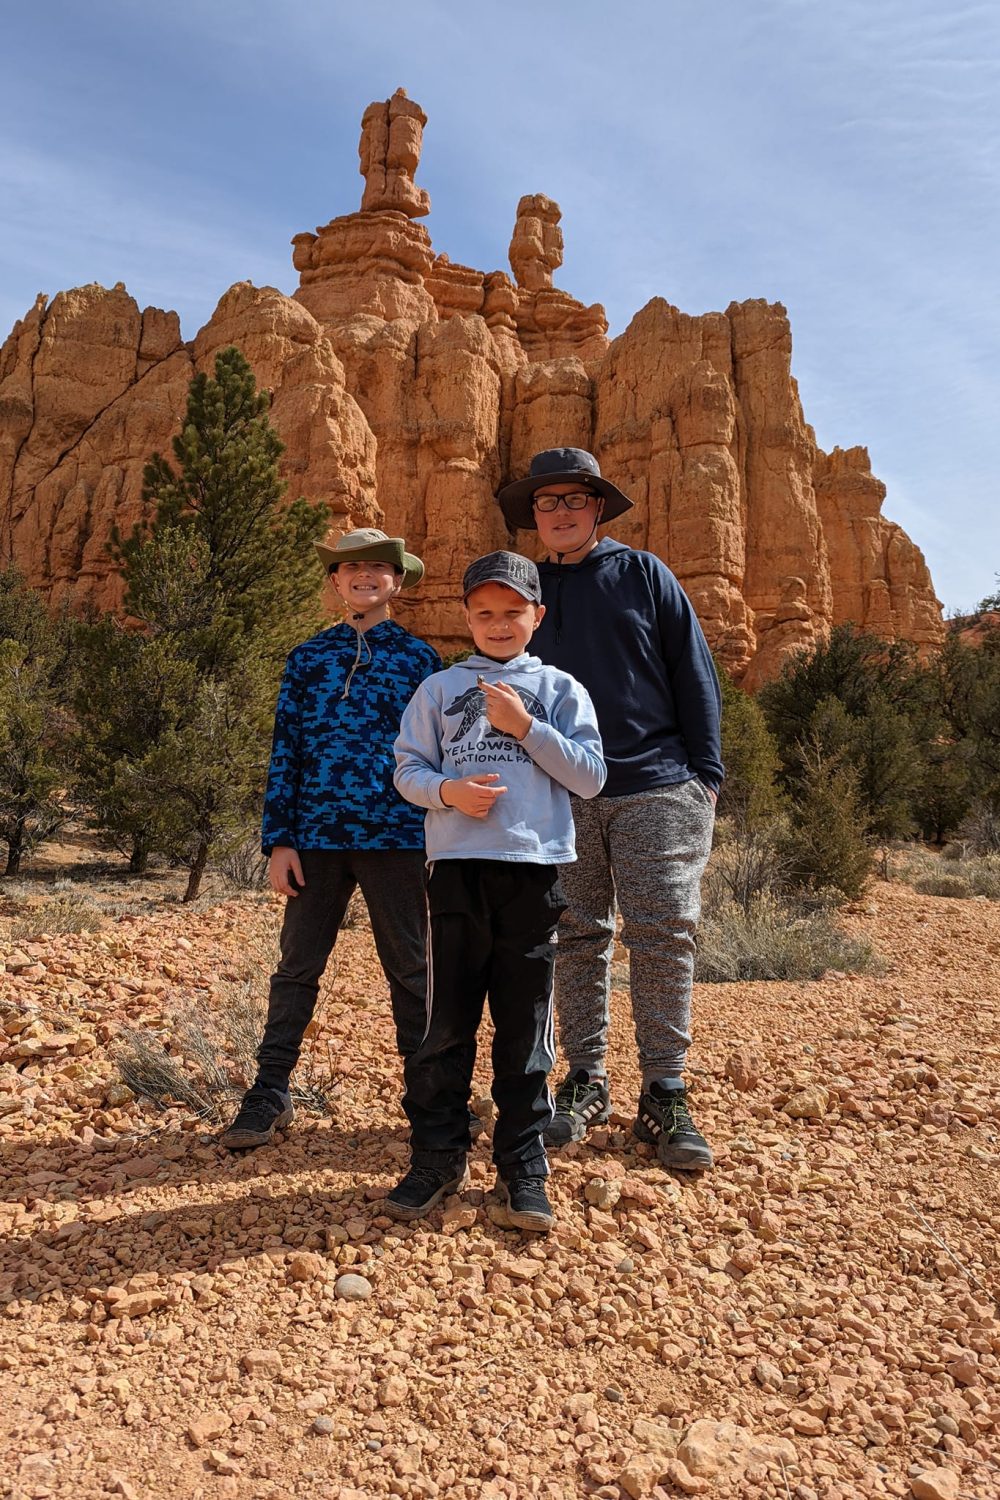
[911,1470,960,1500]
[783,1085,829,1120]
[724,1049,762,1091]
[187,1411,232,1448]
[334,1273,372,1301]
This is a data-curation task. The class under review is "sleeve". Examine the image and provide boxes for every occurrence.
[393,681,450,811]
[260,656,303,854]
[520,678,607,799]
[652,562,725,791]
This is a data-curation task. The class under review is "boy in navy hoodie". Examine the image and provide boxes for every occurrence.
[389,552,605,1230]
[498,449,723,1173]
[220,529,440,1150]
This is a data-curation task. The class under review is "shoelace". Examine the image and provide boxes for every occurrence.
[402,1165,451,1192]
[660,1095,694,1134]
[237,1090,283,1129]
[554,1077,596,1113]
[506,1176,547,1197]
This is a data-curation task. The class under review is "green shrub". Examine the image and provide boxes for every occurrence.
[783,739,872,899]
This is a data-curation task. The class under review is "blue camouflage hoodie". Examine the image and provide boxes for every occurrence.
[261,620,441,854]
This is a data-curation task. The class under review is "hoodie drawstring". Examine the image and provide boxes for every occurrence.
[342,622,372,699]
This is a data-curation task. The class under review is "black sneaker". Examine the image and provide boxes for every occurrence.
[386,1153,470,1221]
[496,1176,555,1233]
[633,1083,713,1170]
[219,1085,294,1150]
[468,1105,485,1142]
[543,1070,611,1145]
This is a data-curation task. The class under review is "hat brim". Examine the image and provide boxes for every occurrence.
[314,539,424,589]
[496,471,634,531]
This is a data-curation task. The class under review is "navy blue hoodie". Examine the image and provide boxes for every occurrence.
[533,538,724,798]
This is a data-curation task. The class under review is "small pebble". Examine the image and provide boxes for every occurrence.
[312,1416,334,1436]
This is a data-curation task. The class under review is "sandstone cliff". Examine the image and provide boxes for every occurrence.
[0,87,943,677]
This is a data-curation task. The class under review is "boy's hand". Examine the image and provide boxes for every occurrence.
[441,774,508,819]
[270,847,305,896]
[482,681,532,740]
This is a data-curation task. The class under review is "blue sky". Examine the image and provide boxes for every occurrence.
[2,0,997,612]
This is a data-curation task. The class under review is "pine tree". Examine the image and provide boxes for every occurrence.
[759,625,923,775]
[0,568,75,875]
[716,660,783,828]
[82,347,328,900]
[784,735,872,900]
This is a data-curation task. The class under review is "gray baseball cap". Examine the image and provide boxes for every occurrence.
[462,550,542,604]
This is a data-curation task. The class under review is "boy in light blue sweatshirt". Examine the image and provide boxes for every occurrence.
[388,551,605,1231]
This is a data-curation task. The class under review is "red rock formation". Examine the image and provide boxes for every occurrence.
[0,91,943,678]
[814,445,942,650]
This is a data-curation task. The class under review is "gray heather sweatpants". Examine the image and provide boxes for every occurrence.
[555,780,715,1084]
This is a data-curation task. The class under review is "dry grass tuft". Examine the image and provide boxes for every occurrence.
[696,893,881,983]
[898,849,1000,901]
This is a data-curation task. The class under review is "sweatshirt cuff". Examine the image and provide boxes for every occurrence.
[520,720,547,755]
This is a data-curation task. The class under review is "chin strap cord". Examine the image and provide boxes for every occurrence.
[342,617,373,700]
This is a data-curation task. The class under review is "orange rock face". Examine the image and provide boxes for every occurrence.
[0,91,942,679]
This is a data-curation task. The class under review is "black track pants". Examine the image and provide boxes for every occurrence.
[255,848,428,1090]
[402,859,566,1178]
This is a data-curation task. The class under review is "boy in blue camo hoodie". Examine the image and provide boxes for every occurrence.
[220,528,441,1150]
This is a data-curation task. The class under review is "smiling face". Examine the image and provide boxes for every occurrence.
[531,482,604,562]
[330,559,400,615]
[464,581,545,660]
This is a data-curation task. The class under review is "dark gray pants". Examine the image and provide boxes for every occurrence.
[255,848,428,1091]
[555,781,715,1083]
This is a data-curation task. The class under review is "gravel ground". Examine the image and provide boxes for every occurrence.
[1,873,998,1500]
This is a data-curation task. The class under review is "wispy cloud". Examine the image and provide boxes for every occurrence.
[1,0,997,609]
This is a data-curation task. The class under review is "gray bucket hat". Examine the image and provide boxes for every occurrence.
[315,527,424,588]
[497,447,634,531]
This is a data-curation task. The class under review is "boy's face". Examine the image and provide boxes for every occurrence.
[464,582,545,660]
[331,559,400,613]
[532,483,603,560]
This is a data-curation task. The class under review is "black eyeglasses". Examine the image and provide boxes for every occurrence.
[532,490,597,513]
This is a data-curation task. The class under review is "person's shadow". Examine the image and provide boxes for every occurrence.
[1,1114,428,1310]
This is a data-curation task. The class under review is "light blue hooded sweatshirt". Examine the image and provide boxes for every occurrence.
[393,653,606,865]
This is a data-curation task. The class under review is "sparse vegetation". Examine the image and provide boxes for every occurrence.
[0,569,77,875]
[897,848,1000,901]
[696,892,881,983]
[8,892,105,941]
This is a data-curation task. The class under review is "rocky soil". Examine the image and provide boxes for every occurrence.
[1,870,998,1500]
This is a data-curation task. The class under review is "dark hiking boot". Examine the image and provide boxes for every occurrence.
[543,1070,611,1145]
[386,1154,470,1221]
[496,1175,555,1233]
[219,1085,294,1150]
[633,1083,713,1171]
[468,1105,486,1142]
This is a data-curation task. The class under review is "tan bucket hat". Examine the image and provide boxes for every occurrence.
[315,527,424,589]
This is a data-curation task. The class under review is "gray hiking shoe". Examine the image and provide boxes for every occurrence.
[633,1083,713,1170]
[219,1085,294,1150]
[543,1070,611,1145]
